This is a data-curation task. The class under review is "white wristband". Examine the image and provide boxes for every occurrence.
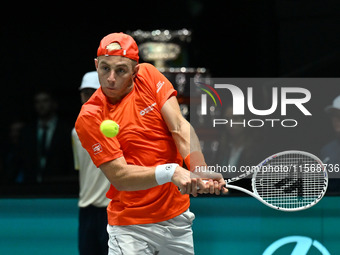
[155,163,178,185]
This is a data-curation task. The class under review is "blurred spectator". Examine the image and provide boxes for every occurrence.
[320,95,340,194]
[72,71,110,255]
[20,89,74,183]
[1,119,25,183]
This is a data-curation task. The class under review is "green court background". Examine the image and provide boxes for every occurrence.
[0,197,339,254]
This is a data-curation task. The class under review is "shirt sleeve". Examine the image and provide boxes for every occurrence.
[75,112,123,168]
[139,63,177,111]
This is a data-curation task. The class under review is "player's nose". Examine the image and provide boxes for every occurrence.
[107,70,116,83]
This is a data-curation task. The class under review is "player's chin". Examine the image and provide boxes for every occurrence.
[102,88,120,98]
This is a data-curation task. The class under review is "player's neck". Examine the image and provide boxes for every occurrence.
[107,83,134,105]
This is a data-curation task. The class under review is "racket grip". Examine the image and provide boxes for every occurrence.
[197,180,228,193]
[179,180,208,192]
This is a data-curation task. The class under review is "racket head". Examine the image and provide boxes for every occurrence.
[251,151,328,211]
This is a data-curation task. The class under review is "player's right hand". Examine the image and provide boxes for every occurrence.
[172,166,207,196]
[171,166,194,195]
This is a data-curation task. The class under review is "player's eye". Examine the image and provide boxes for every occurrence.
[116,68,127,75]
[100,65,110,72]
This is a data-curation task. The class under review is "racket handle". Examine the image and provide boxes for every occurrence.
[181,180,225,191]
[180,180,208,191]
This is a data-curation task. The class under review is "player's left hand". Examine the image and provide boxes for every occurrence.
[195,177,228,195]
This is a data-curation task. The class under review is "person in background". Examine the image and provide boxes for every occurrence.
[72,71,110,255]
[2,119,25,183]
[321,95,340,193]
[20,89,74,183]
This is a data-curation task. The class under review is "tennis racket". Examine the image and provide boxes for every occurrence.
[201,150,328,211]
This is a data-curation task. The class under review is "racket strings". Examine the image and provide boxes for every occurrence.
[253,153,327,210]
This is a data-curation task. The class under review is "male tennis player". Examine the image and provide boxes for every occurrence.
[75,32,226,254]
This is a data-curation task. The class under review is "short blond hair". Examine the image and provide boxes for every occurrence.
[106,42,122,51]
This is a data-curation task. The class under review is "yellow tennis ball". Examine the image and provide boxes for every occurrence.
[100,120,119,138]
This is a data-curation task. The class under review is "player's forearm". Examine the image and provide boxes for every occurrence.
[114,165,158,191]
[161,96,206,171]
[170,118,205,168]
[170,118,191,158]
[100,160,159,191]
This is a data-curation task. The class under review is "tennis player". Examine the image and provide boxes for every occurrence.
[72,71,110,255]
[75,32,226,254]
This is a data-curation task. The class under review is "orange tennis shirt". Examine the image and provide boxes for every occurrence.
[75,63,190,226]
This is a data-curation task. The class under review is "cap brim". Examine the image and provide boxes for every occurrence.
[325,106,340,114]
[79,86,100,91]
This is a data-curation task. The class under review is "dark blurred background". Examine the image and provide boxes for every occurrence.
[1,0,340,195]
[2,0,340,124]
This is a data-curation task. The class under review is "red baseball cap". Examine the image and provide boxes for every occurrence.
[97,33,139,62]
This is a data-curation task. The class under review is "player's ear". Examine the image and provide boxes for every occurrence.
[132,63,139,78]
[94,58,99,70]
